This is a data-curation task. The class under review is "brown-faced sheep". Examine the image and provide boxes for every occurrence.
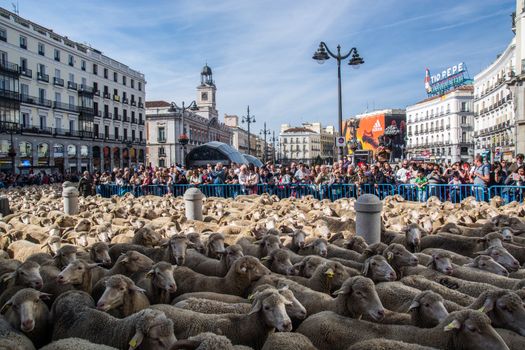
[94,274,150,318]
[137,262,177,304]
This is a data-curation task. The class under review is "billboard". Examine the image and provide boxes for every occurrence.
[424,62,472,97]
[344,113,406,160]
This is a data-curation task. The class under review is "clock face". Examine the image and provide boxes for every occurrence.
[201,92,208,101]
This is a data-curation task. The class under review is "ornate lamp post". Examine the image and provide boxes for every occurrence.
[242,105,255,156]
[260,122,270,162]
[178,133,189,167]
[312,42,364,161]
[8,132,16,175]
[169,101,198,167]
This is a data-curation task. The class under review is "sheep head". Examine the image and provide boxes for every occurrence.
[248,289,292,332]
[146,262,177,293]
[129,309,176,350]
[333,276,384,321]
[474,290,525,336]
[464,255,508,277]
[408,290,448,328]
[474,246,519,272]
[362,255,396,282]
[0,288,51,333]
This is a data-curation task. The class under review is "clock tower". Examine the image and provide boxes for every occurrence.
[196,64,218,120]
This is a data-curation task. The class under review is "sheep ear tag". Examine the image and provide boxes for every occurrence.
[128,332,144,350]
[444,319,461,332]
[324,268,335,279]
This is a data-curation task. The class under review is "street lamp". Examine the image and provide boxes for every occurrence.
[260,122,270,163]
[270,131,278,163]
[242,105,255,156]
[8,132,16,175]
[169,101,198,167]
[312,42,364,161]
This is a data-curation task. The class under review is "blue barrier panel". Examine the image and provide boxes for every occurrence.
[357,183,395,200]
[489,185,525,204]
[397,184,420,201]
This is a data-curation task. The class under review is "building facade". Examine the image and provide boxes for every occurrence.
[0,7,146,174]
[224,113,273,162]
[145,66,232,167]
[406,86,474,163]
[280,124,322,164]
[301,122,335,163]
[473,38,516,161]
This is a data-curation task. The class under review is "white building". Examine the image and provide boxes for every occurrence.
[473,38,516,161]
[145,65,232,168]
[0,7,146,173]
[280,123,326,164]
[224,114,274,162]
[406,86,474,163]
[301,122,335,162]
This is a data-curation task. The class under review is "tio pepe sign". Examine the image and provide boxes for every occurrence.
[430,62,464,84]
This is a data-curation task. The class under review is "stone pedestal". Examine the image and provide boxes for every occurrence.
[62,182,79,215]
[354,194,383,244]
[184,187,204,221]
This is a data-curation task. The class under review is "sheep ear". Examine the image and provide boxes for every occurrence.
[478,296,495,313]
[130,285,146,293]
[444,319,461,332]
[248,299,262,315]
[128,330,144,350]
[146,270,155,278]
[476,237,487,243]
[1,272,15,283]
[38,292,52,300]
[464,261,476,268]
[474,249,490,256]
[260,256,270,262]
[386,251,394,262]
[86,263,101,269]
[0,300,12,314]
[362,260,370,276]
[169,340,200,350]
[408,300,420,311]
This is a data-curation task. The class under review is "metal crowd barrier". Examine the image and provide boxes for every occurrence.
[96,183,525,204]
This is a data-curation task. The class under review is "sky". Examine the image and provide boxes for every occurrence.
[5,0,516,135]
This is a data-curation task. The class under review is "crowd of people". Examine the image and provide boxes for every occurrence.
[2,153,524,202]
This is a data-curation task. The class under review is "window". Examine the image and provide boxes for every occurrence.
[20,84,28,97]
[55,117,61,129]
[68,54,74,67]
[93,82,98,92]
[201,92,208,101]
[81,60,86,71]
[55,68,61,79]
[122,75,126,86]
[114,127,119,138]
[0,28,6,42]
[104,125,109,137]
[130,79,134,88]
[69,120,75,132]
[39,88,46,101]
[37,63,46,75]
[55,92,61,102]
[38,42,45,56]
[93,64,98,75]
[40,115,46,129]
[139,131,143,141]
[159,158,165,168]
[93,124,99,136]
[461,102,468,112]
[19,36,27,49]
[69,73,74,83]
[69,96,75,107]
[158,127,166,142]
[138,82,142,91]
[132,130,135,140]
[21,112,29,127]
[123,128,128,140]
[104,68,108,79]
[54,49,60,61]
[20,57,27,71]
[81,77,87,87]
[113,72,117,82]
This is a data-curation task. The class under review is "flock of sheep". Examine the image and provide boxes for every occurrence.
[0,184,525,349]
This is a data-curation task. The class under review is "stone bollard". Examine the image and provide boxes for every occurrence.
[62,182,79,215]
[184,187,204,221]
[0,196,10,216]
[354,194,383,245]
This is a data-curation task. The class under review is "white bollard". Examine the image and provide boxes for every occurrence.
[354,194,383,245]
[0,196,10,216]
[184,187,204,221]
[62,182,79,215]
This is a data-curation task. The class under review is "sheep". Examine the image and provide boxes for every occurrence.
[375,281,463,313]
[362,255,397,283]
[400,275,475,306]
[0,315,36,350]
[359,242,389,262]
[27,244,78,271]
[0,288,51,348]
[449,263,522,290]
[292,255,324,278]
[284,229,309,253]
[40,338,118,350]
[419,232,503,257]
[383,243,419,278]
[186,232,206,254]
[185,244,244,277]
[94,274,150,318]
[296,309,509,350]
[390,223,426,253]
[152,288,292,350]
[235,234,282,258]
[203,232,226,259]
[474,245,520,272]
[173,256,270,297]
[420,248,473,265]
[402,251,454,279]
[468,290,525,336]
[132,226,164,247]
[51,291,176,349]
[76,242,112,267]
[261,248,297,275]
[347,339,438,350]
[7,237,63,262]
[261,332,317,350]
[297,238,328,258]
[0,260,43,306]
[405,290,449,328]
[54,259,100,294]
[137,262,177,304]
[169,332,238,350]
[172,292,247,305]
[286,261,349,294]
[91,250,155,286]
[462,255,509,276]
[175,285,306,320]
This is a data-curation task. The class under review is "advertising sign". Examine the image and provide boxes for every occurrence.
[424,62,472,97]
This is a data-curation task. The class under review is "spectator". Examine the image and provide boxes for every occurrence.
[471,155,490,201]
[77,171,94,197]
[414,169,428,202]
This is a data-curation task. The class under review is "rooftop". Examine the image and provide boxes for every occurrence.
[282,127,316,133]
[145,101,171,108]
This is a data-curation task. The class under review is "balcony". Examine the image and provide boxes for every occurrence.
[53,77,64,87]
[103,112,112,119]
[67,81,78,90]
[53,101,78,113]
[0,89,20,103]
[0,60,20,76]
[37,72,49,83]
[113,94,120,102]
[131,117,137,124]
[78,85,94,94]
[95,110,102,117]
[114,114,122,121]
[131,100,136,106]
[138,102,144,108]
[79,106,95,117]
[21,125,53,135]
[54,128,80,137]
[103,92,111,99]
[139,119,144,125]
[0,34,5,42]
[123,116,129,122]
[20,94,52,108]
[18,68,32,79]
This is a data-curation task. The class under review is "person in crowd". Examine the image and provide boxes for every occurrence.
[77,171,94,197]
[471,154,490,201]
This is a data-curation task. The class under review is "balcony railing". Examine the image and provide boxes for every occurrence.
[131,100,136,106]
[20,68,32,78]
[123,98,129,104]
[139,119,144,125]
[0,60,20,75]
[0,89,20,102]
[21,125,53,135]
[157,138,166,143]
[114,114,121,121]
[67,81,78,90]
[20,94,52,108]
[104,112,113,119]
[94,90,100,96]
[79,106,95,116]
[79,85,94,93]
[37,72,49,82]
[103,92,111,99]
[123,116,129,122]
[138,102,144,108]
[53,101,78,112]
[131,118,137,124]
[53,77,64,87]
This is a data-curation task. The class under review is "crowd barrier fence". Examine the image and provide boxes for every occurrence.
[96,183,525,204]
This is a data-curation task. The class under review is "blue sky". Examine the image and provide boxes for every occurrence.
[6,0,516,134]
